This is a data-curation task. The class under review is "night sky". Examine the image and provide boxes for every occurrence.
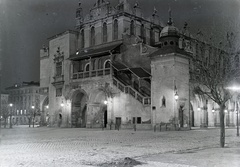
[0,0,239,90]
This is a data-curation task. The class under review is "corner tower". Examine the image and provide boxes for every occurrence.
[150,11,190,130]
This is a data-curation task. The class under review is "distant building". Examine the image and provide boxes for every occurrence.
[39,0,239,129]
[5,81,40,125]
[0,93,9,125]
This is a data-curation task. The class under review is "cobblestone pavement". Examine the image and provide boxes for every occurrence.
[0,126,239,167]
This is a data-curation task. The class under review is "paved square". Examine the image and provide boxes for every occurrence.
[0,126,239,167]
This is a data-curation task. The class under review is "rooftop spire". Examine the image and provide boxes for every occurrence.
[167,7,173,25]
[78,0,81,7]
[152,6,157,16]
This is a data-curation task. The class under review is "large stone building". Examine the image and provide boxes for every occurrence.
[40,0,239,129]
[0,93,9,126]
[5,81,40,125]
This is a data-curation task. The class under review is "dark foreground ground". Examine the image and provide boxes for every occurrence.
[0,125,239,167]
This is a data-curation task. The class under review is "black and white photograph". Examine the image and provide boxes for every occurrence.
[0,0,240,166]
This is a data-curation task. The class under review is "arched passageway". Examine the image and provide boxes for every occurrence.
[41,97,49,126]
[71,91,88,128]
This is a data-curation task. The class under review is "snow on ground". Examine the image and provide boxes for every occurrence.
[0,126,239,167]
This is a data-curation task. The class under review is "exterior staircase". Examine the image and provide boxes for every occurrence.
[112,76,151,105]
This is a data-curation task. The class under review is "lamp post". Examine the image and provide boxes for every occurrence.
[9,103,13,128]
[212,107,216,127]
[236,102,239,136]
[174,86,179,130]
[31,105,35,128]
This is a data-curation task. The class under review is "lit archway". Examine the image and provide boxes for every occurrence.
[71,90,88,128]
[41,96,49,126]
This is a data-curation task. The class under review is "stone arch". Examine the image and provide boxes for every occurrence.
[113,19,118,40]
[103,22,107,43]
[88,89,108,127]
[103,59,111,69]
[41,96,49,126]
[90,26,95,46]
[71,89,88,128]
[85,63,90,71]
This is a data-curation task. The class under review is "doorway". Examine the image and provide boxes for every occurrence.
[104,110,107,128]
[179,105,184,128]
[115,117,121,130]
[71,91,87,128]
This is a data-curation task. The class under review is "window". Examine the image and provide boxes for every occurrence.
[85,63,90,71]
[104,60,111,68]
[81,29,85,48]
[56,62,62,76]
[98,58,102,69]
[130,20,135,35]
[141,24,145,43]
[137,117,142,124]
[150,27,154,45]
[90,26,95,46]
[162,96,166,107]
[132,117,136,124]
[113,19,118,40]
[103,22,107,43]
[56,88,62,97]
[92,59,96,70]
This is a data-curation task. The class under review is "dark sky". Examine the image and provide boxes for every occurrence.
[0,0,239,90]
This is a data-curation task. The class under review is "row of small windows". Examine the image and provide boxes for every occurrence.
[84,60,110,72]
[73,59,111,73]
[158,41,178,48]
[80,20,119,48]
[80,19,154,48]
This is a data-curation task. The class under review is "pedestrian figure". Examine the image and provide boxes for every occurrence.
[46,114,50,126]
[58,113,62,127]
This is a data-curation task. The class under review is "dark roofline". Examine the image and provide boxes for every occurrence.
[5,81,40,90]
[48,30,79,41]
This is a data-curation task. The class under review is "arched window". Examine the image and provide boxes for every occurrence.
[80,29,85,48]
[98,58,102,69]
[141,24,145,43]
[85,63,90,71]
[90,26,95,46]
[130,20,135,35]
[150,27,154,45]
[103,22,107,43]
[92,59,96,70]
[104,60,111,69]
[113,19,118,40]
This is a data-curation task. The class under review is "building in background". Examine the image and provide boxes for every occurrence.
[39,0,239,129]
[0,93,9,126]
[5,81,40,125]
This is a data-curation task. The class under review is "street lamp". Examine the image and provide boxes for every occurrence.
[174,92,179,101]
[9,103,13,128]
[104,100,108,105]
[236,102,239,136]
